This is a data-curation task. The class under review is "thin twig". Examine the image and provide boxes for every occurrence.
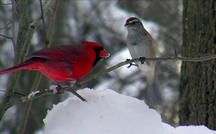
[0,3,12,6]
[0,33,13,39]
[0,22,12,30]
[45,0,59,47]
[145,55,216,62]
[39,0,46,28]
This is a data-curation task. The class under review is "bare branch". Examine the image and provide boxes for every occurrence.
[0,33,13,40]
[0,3,12,6]
[39,0,46,28]
[5,54,216,107]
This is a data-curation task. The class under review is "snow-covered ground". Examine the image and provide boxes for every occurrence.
[43,88,216,134]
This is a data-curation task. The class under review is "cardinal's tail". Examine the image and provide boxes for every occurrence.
[0,57,44,75]
[0,64,25,75]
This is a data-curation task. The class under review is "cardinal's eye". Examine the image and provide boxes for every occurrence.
[94,47,103,53]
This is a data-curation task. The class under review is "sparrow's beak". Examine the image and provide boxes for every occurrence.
[124,22,129,27]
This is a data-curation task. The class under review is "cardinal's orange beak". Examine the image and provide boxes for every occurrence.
[99,49,110,58]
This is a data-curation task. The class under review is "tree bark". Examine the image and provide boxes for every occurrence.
[179,0,216,129]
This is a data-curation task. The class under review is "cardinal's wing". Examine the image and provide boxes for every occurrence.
[32,45,86,63]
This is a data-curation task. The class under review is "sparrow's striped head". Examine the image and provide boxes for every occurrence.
[125,17,142,27]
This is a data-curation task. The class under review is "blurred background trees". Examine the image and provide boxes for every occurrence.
[0,0,184,133]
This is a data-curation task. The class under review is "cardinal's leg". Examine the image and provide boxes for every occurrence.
[54,81,86,102]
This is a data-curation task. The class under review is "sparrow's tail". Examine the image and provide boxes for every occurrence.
[146,61,156,84]
[146,61,162,106]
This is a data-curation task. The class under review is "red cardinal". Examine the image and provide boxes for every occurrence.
[0,41,109,82]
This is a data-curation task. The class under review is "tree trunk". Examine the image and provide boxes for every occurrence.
[179,0,216,129]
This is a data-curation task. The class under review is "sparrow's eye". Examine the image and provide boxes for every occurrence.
[129,21,136,25]
[128,19,139,25]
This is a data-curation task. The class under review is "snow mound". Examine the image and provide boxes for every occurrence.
[43,88,216,134]
[44,88,165,134]
[163,123,216,134]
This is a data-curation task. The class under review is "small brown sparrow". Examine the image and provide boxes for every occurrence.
[125,17,156,83]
